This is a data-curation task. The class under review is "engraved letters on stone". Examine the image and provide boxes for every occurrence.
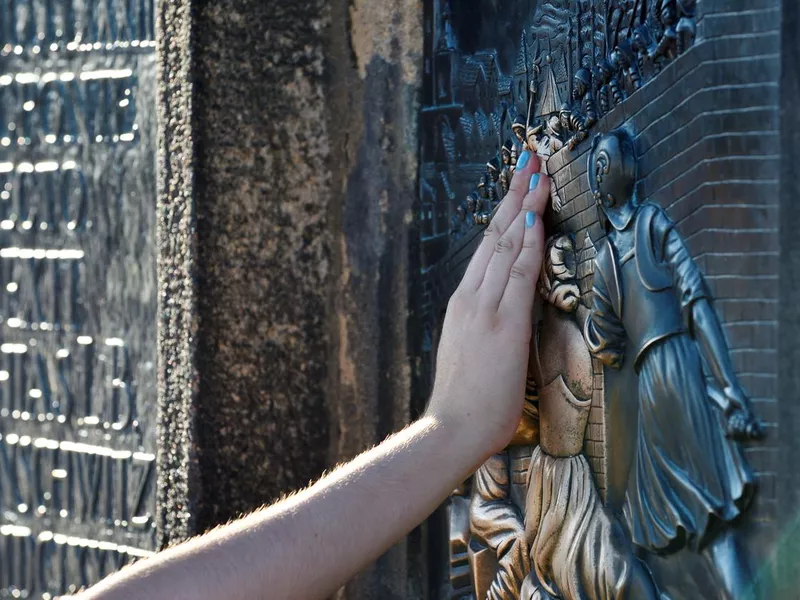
[0,1,158,596]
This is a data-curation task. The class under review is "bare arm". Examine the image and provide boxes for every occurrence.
[75,151,550,600]
[80,417,486,600]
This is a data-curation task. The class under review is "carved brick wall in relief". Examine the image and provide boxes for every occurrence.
[411,1,782,598]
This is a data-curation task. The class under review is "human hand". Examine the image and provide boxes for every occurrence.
[426,151,549,458]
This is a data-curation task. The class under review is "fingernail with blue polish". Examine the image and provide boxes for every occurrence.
[529,173,540,192]
[525,211,536,229]
[517,151,530,171]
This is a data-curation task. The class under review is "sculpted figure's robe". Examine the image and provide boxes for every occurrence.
[585,203,755,555]
[520,306,661,600]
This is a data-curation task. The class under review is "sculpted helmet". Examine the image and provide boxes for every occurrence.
[595,59,613,84]
[512,115,528,142]
[486,156,501,181]
[588,128,638,230]
[573,68,592,98]
[501,139,514,161]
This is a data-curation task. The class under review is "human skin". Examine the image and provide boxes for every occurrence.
[73,152,549,600]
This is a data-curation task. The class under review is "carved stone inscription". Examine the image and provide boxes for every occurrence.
[414,0,781,598]
[0,1,158,597]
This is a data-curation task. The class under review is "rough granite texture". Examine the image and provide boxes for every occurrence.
[156,0,423,597]
[155,0,200,548]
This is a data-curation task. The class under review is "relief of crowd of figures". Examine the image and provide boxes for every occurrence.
[0,0,158,596]
[428,0,698,243]
[418,1,772,599]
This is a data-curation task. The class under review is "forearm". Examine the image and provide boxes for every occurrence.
[692,299,740,393]
[76,414,486,600]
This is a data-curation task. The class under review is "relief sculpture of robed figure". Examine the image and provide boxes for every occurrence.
[519,235,663,600]
[469,235,664,600]
[583,129,765,600]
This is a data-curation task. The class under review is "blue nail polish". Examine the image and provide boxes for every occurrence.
[525,211,536,229]
[529,173,540,191]
[517,151,530,171]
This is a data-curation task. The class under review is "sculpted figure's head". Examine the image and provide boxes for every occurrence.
[539,235,580,313]
[526,122,543,153]
[632,25,653,55]
[659,0,677,26]
[595,59,613,84]
[466,193,477,214]
[588,128,638,230]
[512,115,528,144]
[573,68,591,100]
[477,175,488,199]
[610,41,634,72]
[526,128,538,153]
[487,157,501,182]
[546,115,562,137]
[501,139,513,164]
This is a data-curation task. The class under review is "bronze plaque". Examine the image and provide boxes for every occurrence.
[0,1,158,596]
[412,0,785,598]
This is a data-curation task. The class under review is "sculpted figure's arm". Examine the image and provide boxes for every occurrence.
[664,224,760,433]
[73,153,550,600]
[584,259,626,369]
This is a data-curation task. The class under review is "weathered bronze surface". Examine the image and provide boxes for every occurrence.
[414,0,784,598]
[0,1,158,596]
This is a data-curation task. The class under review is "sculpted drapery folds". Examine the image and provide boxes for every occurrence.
[470,446,535,600]
[584,129,764,599]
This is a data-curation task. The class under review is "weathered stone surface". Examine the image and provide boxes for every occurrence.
[156,0,423,596]
[156,0,200,549]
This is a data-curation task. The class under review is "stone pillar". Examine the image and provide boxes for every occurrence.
[156,1,424,597]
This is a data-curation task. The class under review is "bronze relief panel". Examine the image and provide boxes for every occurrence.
[414,1,781,598]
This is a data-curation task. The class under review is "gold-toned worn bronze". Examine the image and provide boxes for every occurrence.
[468,236,665,600]
[522,235,662,600]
